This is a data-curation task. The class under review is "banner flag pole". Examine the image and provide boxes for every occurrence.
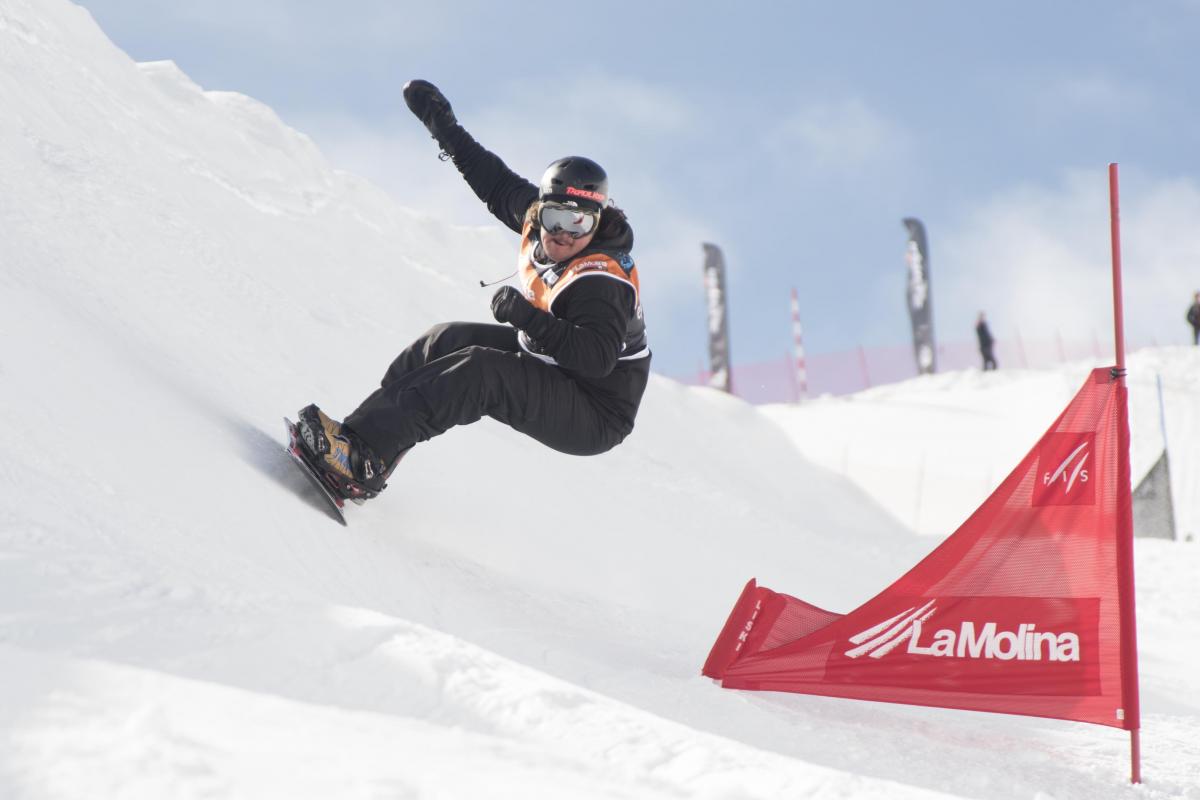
[1109,162,1142,784]
[1109,164,1127,369]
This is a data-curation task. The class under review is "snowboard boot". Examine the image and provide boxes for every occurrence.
[296,404,389,501]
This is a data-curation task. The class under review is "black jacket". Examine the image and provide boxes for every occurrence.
[441,126,651,432]
[976,321,995,349]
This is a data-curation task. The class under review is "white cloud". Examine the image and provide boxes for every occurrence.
[296,77,716,293]
[297,111,500,228]
[88,1,459,50]
[575,76,697,134]
[938,168,1200,353]
[764,97,908,173]
[464,75,697,173]
[1032,74,1154,117]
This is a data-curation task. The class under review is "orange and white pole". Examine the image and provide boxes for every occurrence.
[791,288,808,402]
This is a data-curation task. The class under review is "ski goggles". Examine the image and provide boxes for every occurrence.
[537,202,600,239]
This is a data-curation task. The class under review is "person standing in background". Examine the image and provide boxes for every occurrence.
[976,312,997,371]
[1187,291,1200,345]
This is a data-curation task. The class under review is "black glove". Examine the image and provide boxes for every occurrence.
[491,285,538,328]
[403,79,458,150]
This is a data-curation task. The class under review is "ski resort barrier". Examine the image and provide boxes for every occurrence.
[676,335,1157,404]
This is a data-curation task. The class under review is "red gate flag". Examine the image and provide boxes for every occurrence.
[704,366,1139,731]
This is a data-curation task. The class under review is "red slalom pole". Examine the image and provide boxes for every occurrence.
[1109,163,1142,784]
[1110,164,1127,370]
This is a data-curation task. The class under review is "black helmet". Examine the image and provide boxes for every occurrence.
[539,156,608,212]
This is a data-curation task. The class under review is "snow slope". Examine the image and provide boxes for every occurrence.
[1,1,1198,798]
[762,349,1200,541]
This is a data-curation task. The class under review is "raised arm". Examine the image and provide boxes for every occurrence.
[403,79,538,234]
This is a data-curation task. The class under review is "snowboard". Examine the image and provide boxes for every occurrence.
[284,416,347,526]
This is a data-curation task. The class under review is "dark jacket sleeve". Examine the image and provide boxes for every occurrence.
[516,278,635,378]
[442,126,539,234]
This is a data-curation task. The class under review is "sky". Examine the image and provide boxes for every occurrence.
[71,0,1200,377]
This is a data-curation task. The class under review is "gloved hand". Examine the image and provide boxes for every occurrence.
[403,79,458,149]
[491,285,538,329]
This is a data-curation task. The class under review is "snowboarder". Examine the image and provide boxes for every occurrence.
[293,80,650,503]
[1188,291,1200,346]
[976,312,997,371]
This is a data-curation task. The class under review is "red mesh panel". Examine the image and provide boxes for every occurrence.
[703,368,1139,730]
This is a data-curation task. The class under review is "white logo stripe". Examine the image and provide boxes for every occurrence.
[847,607,915,645]
[845,600,937,659]
[1066,452,1089,492]
[867,627,915,658]
[1048,442,1089,485]
[868,605,938,658]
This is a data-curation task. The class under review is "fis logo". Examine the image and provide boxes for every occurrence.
[1033,432,1096,506]
[844,601,1081,662]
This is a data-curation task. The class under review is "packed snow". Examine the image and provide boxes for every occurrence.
[762,350,1200,542]
[1,1,1197,797]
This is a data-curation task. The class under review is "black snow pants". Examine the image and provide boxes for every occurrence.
[980,344,998,371]
[344,322,634,463]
